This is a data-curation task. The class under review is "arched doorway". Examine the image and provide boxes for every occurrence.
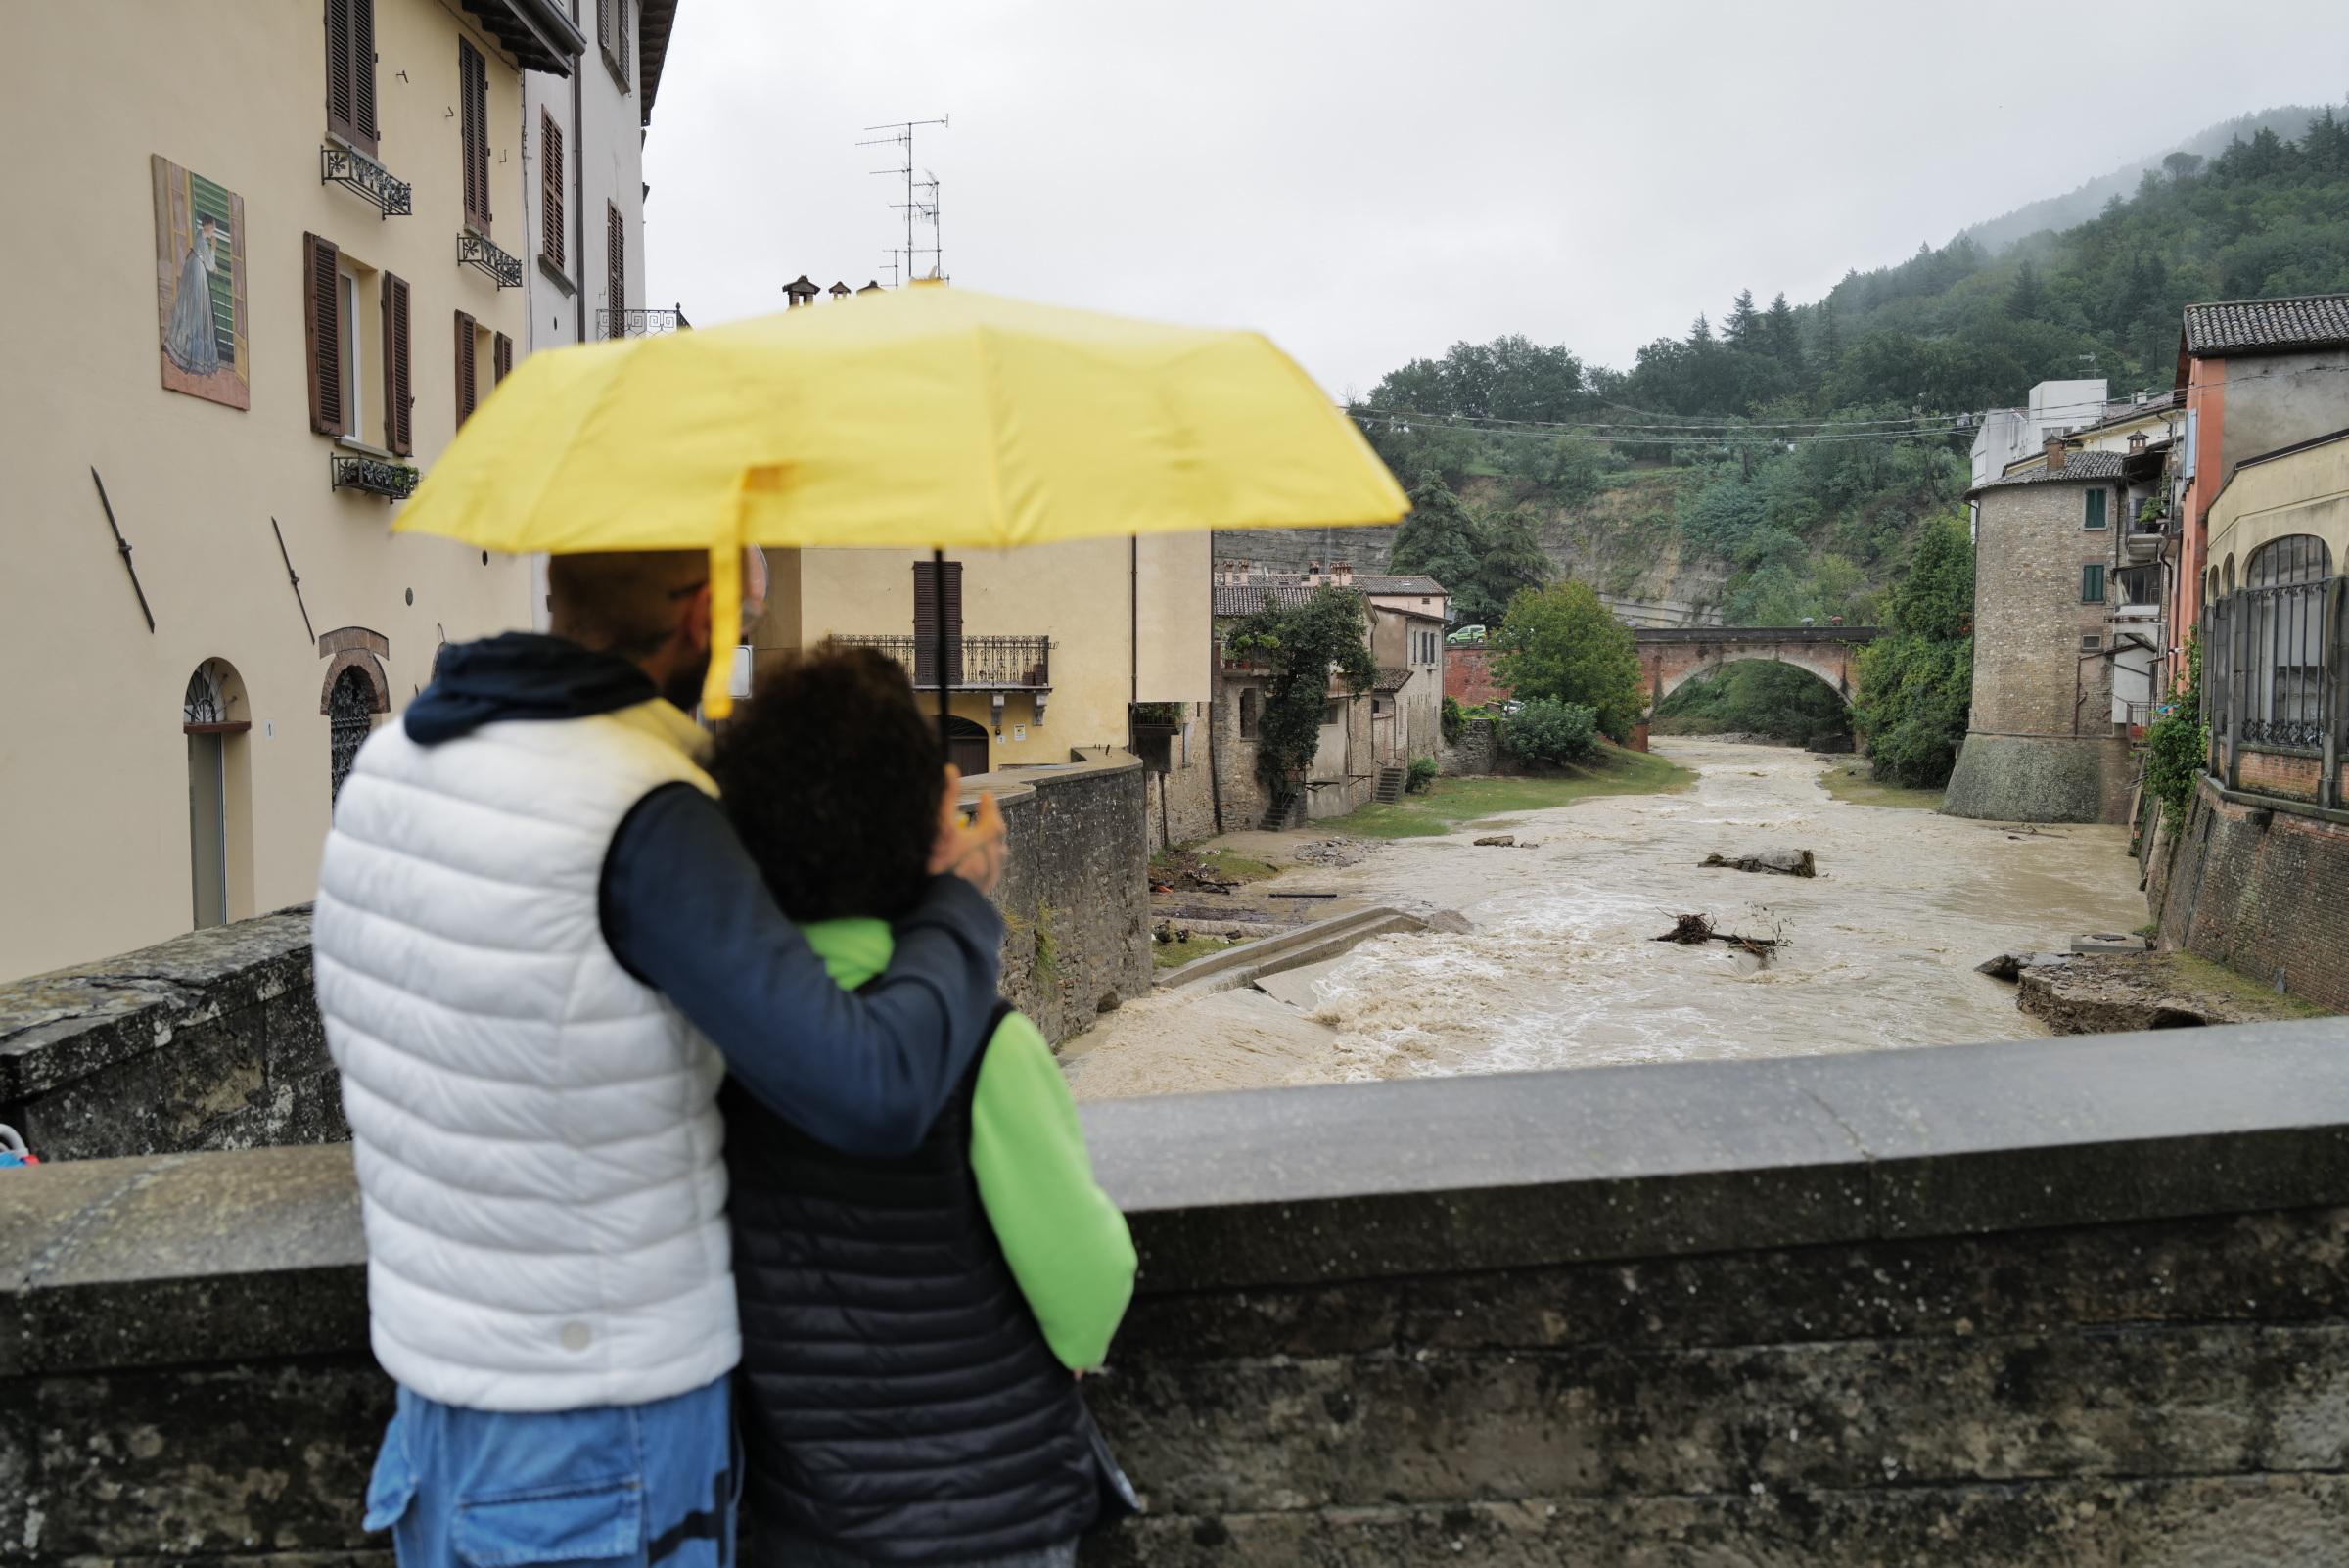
[184,659,251,929]
[943,715,990,781]
[328,666,376,803]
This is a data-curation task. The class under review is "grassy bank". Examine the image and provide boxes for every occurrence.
[1328,744,1695,839]
[1152,934,1241,970]
[2156,950,2335,1021]
[1819,760,1944,811]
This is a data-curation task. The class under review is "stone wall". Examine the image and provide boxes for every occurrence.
[1440,715,1499,776]
[2147,773,2349,1012]
[1943,731,2134,824]
[978,758,1154,1041]
[9,1023,2349,1566]
[0,910,338,1165]
[0,761,1149,1162]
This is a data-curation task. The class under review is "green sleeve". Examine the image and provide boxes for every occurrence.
[969,1010,1137,1370]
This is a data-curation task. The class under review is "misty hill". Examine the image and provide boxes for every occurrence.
[1263,99,2349,632]
[1958,105,2327,254]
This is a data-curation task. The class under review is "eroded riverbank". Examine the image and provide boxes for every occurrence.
[1062,738,2150,1100]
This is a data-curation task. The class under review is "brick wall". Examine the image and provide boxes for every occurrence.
[2150,774,2349,1012]
[2234,749,2328,804]
[1446,646,1509,708]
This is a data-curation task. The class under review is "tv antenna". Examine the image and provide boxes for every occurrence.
[858,116,947,287]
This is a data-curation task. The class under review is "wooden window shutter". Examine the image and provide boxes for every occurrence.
[539,113,565,270]
[607,202,625,323]
[912,560,964,685]
[598,0,614,59]
[381,272,412,455]
[351,0,378,152]
[303,233,344,436]
[494,332,513,385]
[326,0,356,145]
[454,310,477,427]
[459,40,490,232]
[617,0,631,86]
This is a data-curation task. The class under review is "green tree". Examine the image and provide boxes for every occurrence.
[1724,288,1762,349]
[1390,471,1496,625]
[1478,511,1552,621]
[2162,150,2204,181]
[2006,258,2046,320]
[1223,585,1377,807]
[1491,580,1646,743]
[1853,512,1974,788]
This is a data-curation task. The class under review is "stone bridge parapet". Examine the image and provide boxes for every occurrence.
[8,1021,2349,1564]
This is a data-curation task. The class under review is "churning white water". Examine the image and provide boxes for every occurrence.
[1061,738,2150,1101]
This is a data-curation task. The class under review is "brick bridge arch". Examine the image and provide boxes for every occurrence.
[1634,626,1882,723]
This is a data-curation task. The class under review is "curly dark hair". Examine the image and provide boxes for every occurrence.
[708,648,945,923]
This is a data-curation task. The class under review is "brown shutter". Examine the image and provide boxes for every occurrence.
[597,0,614,60]
[351,0,378,152]
[493,331,513,385]
[326,0,355,144]
[607,202,625,328]
[912,560,964,685]
[539,113,565,271]
[454,310,477,427]
[617,0,631,86]
[303,232,343,436]
[381,272,411,455]
[459,40,490,232]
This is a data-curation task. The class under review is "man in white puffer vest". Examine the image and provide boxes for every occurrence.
[315,550,1009,1568]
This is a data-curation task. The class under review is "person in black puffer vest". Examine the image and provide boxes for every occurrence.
[710,649,1139,1568]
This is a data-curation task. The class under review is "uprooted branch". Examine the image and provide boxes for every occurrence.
[1653,912,1784,961]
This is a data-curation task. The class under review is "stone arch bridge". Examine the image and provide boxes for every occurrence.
[1634,625,1882,720]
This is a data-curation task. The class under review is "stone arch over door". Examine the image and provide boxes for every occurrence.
[943,715,990,781]
[318,626,392,807]
[183,658,254,929]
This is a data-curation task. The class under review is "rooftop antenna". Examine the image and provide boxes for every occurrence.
[858,116,947,287]
[877,252,900,288]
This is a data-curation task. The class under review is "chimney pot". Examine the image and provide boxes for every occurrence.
[2044,436,2068,473]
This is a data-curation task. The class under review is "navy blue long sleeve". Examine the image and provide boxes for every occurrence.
[601,782,1005,1157]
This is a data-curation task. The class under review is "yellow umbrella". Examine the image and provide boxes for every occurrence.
[395,285,1405,716]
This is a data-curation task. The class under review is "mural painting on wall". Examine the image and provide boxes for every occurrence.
[151,155,250,410]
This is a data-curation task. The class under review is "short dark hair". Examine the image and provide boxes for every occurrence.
[547,549,707,660]
[708,648,944,923]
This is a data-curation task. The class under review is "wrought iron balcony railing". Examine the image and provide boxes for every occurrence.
[830,633,1052,691]
[331,454,421,500]
[321,142,411,219]
[457,228,524,289]
[599,307,691,339]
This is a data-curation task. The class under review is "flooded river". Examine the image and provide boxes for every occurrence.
[1062,738,2150,1100]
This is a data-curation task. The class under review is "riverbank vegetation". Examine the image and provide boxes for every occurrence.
[1651,661,1854,749]
[1329,745,1693,839]
[1854,513,1974,789]
[1819,760,1943,810]
[1491,580,1645,742]
[1224,584,1377,811]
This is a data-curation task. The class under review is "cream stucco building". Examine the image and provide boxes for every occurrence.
[748,535,1213,784]
[1,1,605,981]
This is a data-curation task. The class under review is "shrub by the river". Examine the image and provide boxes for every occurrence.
[2142,630,2206,830]
[1500,698,1601,767]
[1406,756,1440,793]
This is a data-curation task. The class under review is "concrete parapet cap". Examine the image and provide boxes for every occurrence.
[0,909,314,1100]
[7,1022,2349,1374]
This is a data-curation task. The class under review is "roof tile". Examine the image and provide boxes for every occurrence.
[2182,294,2349,357]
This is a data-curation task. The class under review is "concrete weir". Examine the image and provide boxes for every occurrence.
[7,1020,2349,1564]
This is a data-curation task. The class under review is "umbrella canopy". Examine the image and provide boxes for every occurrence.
[394,284,1406,715]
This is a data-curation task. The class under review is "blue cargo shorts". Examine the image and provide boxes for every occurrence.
[363,1375,737,1568]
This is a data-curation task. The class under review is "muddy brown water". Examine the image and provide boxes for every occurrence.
[1062,738,2150,1101]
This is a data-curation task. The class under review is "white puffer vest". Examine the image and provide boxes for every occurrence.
[313,699,736,1412]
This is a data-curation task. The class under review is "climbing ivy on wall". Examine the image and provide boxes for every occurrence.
[1225,585,1378,803]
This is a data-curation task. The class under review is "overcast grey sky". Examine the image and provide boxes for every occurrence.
[644,1,2349,397]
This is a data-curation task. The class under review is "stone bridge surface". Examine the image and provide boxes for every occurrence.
[1635,624,1881,715]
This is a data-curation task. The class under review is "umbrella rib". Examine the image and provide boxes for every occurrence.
[968,324,1012,546]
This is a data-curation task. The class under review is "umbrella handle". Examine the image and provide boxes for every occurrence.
[934,548,951,749]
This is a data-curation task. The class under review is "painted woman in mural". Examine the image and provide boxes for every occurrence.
[163,211,223,376]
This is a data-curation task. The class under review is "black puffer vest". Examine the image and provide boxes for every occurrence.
[722,1010,1130,1564]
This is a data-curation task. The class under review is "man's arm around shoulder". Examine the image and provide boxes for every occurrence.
[602,782,1005,1156]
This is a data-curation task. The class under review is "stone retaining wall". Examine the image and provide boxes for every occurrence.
[2147,773,2349,1013]
[0,761,1148,1161]
[7,1024,2349,1566]
[1942,730,2133,824]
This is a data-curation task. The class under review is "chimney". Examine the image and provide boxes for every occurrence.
[2129,431,2148,454]
[2044,436,2068,473]
[1332,562,1355,586]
